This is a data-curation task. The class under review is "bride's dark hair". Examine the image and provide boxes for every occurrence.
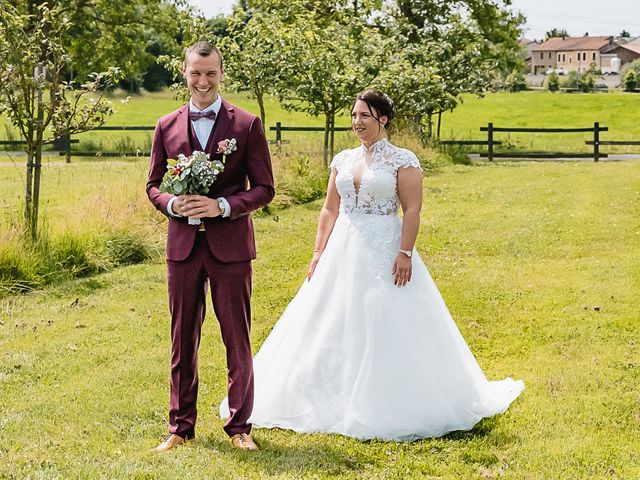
[353,90,396,129]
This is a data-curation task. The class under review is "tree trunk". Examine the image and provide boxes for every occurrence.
[437,111,442,139]
[257,93,266,128]
[425,112,433,141]
[323,113,330,167]
[24,149,34,231]
[329,111,335,161]
[411,114,422,137]
[29,63,46,240]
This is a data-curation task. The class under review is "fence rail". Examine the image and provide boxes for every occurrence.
[2,121,638,162]
[269,122,351,143]
[585,141,640,146]
[443,122,609,161]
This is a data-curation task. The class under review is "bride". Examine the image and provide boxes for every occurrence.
[221,90,524,441]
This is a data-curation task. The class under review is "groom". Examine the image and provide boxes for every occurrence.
[146,41,274,452]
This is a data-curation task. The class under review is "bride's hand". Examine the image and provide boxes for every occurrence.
[392,254,412,287]
[307,251,322,280]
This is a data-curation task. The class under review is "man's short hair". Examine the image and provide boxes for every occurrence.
[184,41,223,68]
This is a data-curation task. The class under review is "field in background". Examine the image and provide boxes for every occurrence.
[3,90,640,161]
[440,91,640,154]
[0,160,638,478]
[0,90,356,161]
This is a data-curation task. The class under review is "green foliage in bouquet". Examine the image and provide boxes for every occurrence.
[159,151,224,195]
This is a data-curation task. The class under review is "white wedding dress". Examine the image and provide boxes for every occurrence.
[220,138,524,441]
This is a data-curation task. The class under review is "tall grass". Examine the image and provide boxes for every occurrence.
[0,227,152,297]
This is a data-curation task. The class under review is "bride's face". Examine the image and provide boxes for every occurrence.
[351,100,388,144]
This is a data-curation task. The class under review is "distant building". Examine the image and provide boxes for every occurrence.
[602,42,640,73]
[531,35,616,74]
[519,38,541,73]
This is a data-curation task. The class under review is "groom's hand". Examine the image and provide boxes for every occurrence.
[176,195,221,218]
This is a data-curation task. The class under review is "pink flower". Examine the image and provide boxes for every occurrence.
[216,140,230,154]
[216,138,237,163]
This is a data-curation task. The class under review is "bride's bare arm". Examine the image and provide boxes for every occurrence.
[394,167,423,286]
[307,169,341,279]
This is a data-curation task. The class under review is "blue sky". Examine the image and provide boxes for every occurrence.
[191,0,640,41]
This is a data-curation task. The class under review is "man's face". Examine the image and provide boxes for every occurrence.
[182,51,223,110]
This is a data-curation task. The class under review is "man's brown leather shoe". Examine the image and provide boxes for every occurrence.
[151,434,187,453]
[230,433,258,451]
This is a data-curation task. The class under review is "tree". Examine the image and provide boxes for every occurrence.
[381,0,524,141]
[620,30,631,38]
[545,28,569,40]
[0,2,122,239]
[561,71,581,90]
[624,70,637,92]
[504,69,527,92]
[547,71,560,92]
[221,6,286,126]
[251,0,388,164]
[621,58,640,85]
[580,72,595,92]
[207,14,229,38]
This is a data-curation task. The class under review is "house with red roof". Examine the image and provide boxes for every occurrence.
[531,35,616,74]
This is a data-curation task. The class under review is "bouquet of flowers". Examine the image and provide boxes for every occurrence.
[160,150,225,224]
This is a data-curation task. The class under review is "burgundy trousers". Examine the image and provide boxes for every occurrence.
[166,233,253,438]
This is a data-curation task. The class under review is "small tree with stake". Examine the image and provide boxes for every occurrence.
[0,2,122,240]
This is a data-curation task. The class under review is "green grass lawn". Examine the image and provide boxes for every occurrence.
[441,91,640,154]
[1,159,639,479]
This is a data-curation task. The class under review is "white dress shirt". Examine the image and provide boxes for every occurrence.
[167,96,230,218]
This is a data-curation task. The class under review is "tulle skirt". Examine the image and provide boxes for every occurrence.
[220,212,524,441]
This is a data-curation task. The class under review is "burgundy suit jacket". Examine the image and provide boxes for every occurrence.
[146,100,275,262]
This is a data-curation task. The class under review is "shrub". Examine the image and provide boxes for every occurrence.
[505,70,527,92]
[620,58,640,83]
[561,71,581,91]
[272,154,328,209]
[440,144,472,165]
[51,233,97,277]
[547,72,560,92]
[580,73,595,92]
[104,230,150,266]
[624,70,637,92]
[0,242,43,294]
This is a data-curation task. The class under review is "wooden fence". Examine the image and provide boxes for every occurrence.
[438,122,640,161]
[2,121,639,161]
[269,122,351,143]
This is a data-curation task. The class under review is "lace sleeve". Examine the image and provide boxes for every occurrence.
[329,150,347,171]
[396,149,423,171]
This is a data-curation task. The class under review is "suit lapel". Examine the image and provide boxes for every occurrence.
[176,104,192,154]
[208,100,234,157]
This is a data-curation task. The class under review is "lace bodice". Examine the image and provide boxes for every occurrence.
[330,138,422,215]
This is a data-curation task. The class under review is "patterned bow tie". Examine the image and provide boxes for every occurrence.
[189,110,216,122]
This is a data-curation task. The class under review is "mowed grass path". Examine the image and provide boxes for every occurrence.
[1,160,639,479]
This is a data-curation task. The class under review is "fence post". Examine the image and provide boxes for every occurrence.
[593,122,599,162]
[487,122,494,162]
[275,122,282,144]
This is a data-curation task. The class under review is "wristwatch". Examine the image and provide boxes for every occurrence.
[217,198,226,217]
[399,249,412,258]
